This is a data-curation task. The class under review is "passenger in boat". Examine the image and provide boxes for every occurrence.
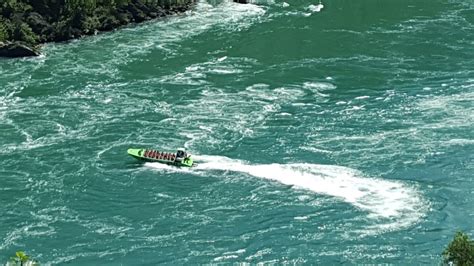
[175,148,186,163]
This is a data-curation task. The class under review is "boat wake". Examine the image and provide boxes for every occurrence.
[146,155,427,234]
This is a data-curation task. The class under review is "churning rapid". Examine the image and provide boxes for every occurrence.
[1,0,473,264]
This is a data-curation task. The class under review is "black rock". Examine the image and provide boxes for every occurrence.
[0,41,41,58]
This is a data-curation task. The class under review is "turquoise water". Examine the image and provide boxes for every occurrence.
[1,0,473,264]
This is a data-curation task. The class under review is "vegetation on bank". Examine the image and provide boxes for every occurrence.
[0,0,195,56]
[443,231,474,266]
[7,251,38,266]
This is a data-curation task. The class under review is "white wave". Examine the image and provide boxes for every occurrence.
[308,3,324,13]
[442,139,474,146]
[145,161,197,175]
[416,90,474,131]
[355,96,370,100]
[302,81,337,92]
[213,254,238,261]
[294,216,309,220]
[159,56,256,85]
[213,248,246,262]
[146,154,427,232]
[131,0,266,50]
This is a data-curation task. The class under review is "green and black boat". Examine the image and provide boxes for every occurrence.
[127,148,195,167]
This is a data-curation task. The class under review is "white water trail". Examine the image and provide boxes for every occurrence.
[147,155,427,232]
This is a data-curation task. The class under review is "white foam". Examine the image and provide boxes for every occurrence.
[294,216,309,220]
[145,162,196,175]
[308,3,324,13]
[189,155,425,231]
[159,56,255,85]
[442,138,474,146]
[213,255,238,261]
[303,81,337,91]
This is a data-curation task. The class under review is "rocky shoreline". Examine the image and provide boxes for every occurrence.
[0,41,40,57]
[0,0,196,58]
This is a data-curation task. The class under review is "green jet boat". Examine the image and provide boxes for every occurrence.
[127,148,195,167]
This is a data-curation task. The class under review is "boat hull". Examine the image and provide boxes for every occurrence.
[127,148,194,167]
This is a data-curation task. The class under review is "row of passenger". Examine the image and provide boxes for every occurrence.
[145,150,175,161]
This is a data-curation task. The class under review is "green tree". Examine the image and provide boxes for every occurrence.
[1,0,32,17]
[12,22,37,44]
[8,251,39,266]
[443,231,474,266]
[0,0,194,49]
[0,19,10,42]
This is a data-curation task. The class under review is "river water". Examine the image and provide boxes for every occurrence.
[1,0,473,264]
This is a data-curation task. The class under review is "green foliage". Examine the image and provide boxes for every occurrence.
[443,231,474,266]
[16,251,29,262]
[7,251,40,266]
[1,0,32,17]
[83,15,100,33]
[64,0,98,15]
[0,19,10,41]
[0,0,194,45]
[12,22,37,44]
